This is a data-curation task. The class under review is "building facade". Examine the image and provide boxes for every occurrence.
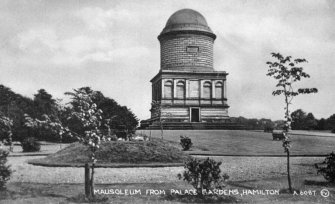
[143,9,237,129]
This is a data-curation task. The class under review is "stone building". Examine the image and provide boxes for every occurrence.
[142,9,240,129]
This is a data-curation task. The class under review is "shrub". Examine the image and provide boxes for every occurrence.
[21,137,41,152]
[109,134,118,141]
[331,128,335,134]
[178,157,229,196]
[315,152,335,183]
[180,135,192,151]
[264,126,274,133]
[0,150,12,189]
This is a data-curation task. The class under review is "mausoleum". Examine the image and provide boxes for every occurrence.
[141,9,241,129]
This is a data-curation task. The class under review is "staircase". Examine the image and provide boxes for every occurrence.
[146,122,244,130]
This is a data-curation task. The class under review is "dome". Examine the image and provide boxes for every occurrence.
[159,9,215,38]
[166,9,208,28]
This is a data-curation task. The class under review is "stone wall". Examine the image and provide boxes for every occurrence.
[160,34,214,70]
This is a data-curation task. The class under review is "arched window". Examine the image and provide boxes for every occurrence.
[164,81,173,98]
[176,81,185,99]
[203,81,211,99]
[215,82,223,98]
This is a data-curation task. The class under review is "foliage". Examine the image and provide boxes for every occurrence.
[180,135,193,151]
[25,88,114,198]
[291,109,317,130]
[230,116,280,130]
[264,126,274,133]
[327,114,335,130]
[315,152,335,183]
[66,87,138,135]
[316,118,327,130]
[0,85,138,142]
[151,100,163,139]
[0,113,13,150]
[21,137,41,152]
[178,157,229,196]
[266,52,317,193]
[0,85,34,141]
[0,149,12,189]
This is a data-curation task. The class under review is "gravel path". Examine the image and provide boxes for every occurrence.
[7,156,324,184]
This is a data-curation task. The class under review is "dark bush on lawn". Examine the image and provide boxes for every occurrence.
[332,128,335,134]
[180,135,192,151]
[264,126,274,133]
[0,150,12,189]
[315,152,335,183]
[178,157,229,196]
[21,137,41,152]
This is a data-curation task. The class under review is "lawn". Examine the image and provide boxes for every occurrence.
[1,130,335,203]
[138,130,335,155]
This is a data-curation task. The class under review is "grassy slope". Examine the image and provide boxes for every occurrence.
[30,138,191,166]
[139,130,335,155]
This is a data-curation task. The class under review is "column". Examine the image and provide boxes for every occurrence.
[211,80,215,99]
[224,79,227,99]
[185,79,189,98]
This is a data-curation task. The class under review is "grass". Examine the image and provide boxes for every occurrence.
[2,130,335,203]
[139,130,335,155]
[28,138,191,167]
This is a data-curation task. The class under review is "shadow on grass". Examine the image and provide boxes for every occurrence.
[226,180,257,189]
[164,194,239,203]
[67,193,109,203]
[304,180,335,187]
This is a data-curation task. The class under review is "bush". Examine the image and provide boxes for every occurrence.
[180,135,192,151]
[21,137,41,152]
[0,150,12,189]
[331,129,335,134]
[315,152,335,183]
[178,157,229,196]
[109,134,118,141]
[264,126,274,133]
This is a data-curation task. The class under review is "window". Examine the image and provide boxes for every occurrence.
[203,81,211,99]
[176,81,185,99]
[164,81,173,98]
[215,82,223,98]
[186,46,199,53]
[189,80,199,98]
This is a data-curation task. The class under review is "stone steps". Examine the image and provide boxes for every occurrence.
[146,122,244,130]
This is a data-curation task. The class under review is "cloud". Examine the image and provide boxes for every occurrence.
[13,27,149,67]
[75,7,133,31]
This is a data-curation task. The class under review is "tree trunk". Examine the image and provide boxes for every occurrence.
[287,150,293,193]
[160,120,163,139]
[90,163,95,198]
[85,163,91,197]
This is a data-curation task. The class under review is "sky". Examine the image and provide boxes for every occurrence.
[0,0,335,121]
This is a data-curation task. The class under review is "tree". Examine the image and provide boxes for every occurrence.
[291,109,307,130]
[0,112,13,151]
[66,87,138,135]
[266,52,318,193]
[151,100,164,139]
[0,85,35,141]
[326,114,335,130]
[316,118,327,130]
[33,89,59,141]
[25,88,111,199]
[305,112,317,130]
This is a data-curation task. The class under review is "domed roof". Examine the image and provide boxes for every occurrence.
[159,9,215,39]
[166,9,208,28]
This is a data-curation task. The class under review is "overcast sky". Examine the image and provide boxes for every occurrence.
[0,0,334,121]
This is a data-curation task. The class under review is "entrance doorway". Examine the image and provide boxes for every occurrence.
[191,108,200,122]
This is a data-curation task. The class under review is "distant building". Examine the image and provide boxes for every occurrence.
[141,9,241,129]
